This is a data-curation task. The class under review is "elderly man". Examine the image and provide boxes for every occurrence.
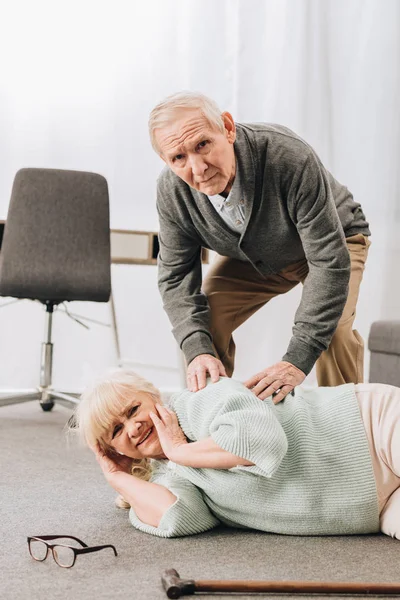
[148,92,371,402]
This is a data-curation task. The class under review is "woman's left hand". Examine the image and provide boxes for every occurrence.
[91,442,133,482]
[149,405,188,462]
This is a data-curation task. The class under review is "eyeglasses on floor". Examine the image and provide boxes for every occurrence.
[27,535,118,568]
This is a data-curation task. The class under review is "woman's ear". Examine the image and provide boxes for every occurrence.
[103,445,120,459]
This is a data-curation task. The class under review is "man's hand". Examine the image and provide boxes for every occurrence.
[149,404,188,463]
[244,361,305,403]
[186,353,227,392]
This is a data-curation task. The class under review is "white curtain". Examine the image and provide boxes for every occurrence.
[0,0,399,391]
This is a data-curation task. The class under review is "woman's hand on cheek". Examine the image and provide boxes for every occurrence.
[91,442,133,482]
[149,405,188,463]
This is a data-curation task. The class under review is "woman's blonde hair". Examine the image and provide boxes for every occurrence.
[72,369,161,508]
[148,91,225,155]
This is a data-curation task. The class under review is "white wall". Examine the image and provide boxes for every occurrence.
[0,0,399,393]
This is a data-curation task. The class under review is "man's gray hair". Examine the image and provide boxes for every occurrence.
[148,91,225,155]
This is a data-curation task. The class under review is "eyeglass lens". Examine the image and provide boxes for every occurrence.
[29,540,76,568]
[29,540,48,561]
[52,545,75,568]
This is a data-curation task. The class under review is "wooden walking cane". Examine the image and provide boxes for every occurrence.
[161,569,400,599]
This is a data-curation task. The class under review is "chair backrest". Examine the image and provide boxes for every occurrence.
[0,168,111,303]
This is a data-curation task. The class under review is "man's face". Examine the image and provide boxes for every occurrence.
[155,109,236,196]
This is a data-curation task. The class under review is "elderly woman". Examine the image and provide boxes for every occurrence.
[75,370,400,540]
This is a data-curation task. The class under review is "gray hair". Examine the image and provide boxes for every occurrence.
[148,91,225,155]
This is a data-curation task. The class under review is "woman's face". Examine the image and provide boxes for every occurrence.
[104,392,165,459]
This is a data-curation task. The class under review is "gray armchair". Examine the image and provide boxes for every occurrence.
[368,321,400,387]
[0,168,111,411]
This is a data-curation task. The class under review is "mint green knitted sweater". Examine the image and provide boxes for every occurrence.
[129,378,379,538]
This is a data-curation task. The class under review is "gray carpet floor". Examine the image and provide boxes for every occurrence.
[1,400,400,600]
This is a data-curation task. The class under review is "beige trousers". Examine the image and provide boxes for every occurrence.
[203,234,371,386]
[355,383,400,540]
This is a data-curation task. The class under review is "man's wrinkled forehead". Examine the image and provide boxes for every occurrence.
[156,109,219,157]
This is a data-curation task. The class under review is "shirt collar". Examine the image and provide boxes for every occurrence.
[208,161,240,210]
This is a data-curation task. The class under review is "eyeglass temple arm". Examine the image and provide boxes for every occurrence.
[76,544,118,556]
[28,535,88,547]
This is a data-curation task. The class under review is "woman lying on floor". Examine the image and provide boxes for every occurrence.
[75,370,400,540]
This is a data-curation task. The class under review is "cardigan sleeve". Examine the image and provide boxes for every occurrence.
[129,465,220,538]
[156,174,216,365]
[283,150,351,375]
[172,378,288,477]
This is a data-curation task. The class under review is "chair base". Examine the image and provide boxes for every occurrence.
[0,388,80,410]
[0,303,82,412]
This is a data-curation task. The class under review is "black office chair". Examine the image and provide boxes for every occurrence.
[0,168,111,411]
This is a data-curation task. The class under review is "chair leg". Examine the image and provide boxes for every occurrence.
[1,304,82,412]
[109,291,123,367]
[0,391,40,407]
[37,305,57,411]
[40,306,54,388]
[49,391,80,409]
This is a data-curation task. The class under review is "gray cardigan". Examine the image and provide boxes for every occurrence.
[156,123,370,375]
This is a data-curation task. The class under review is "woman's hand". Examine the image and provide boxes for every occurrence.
[149,404,188,462]
[91,442,133,482]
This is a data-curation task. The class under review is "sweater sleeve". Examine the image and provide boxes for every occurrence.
[156,176,216,364]
[283,151,351,375]
[129,465,220,538]
[173,378,288,477]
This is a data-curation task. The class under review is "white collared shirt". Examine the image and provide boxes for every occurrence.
[208,163,245,234]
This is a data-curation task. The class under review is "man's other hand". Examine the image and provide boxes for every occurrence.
[244,361,305,403]
[187,354,227,392]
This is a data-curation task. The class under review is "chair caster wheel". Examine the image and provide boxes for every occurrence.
[40,401,54,412]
